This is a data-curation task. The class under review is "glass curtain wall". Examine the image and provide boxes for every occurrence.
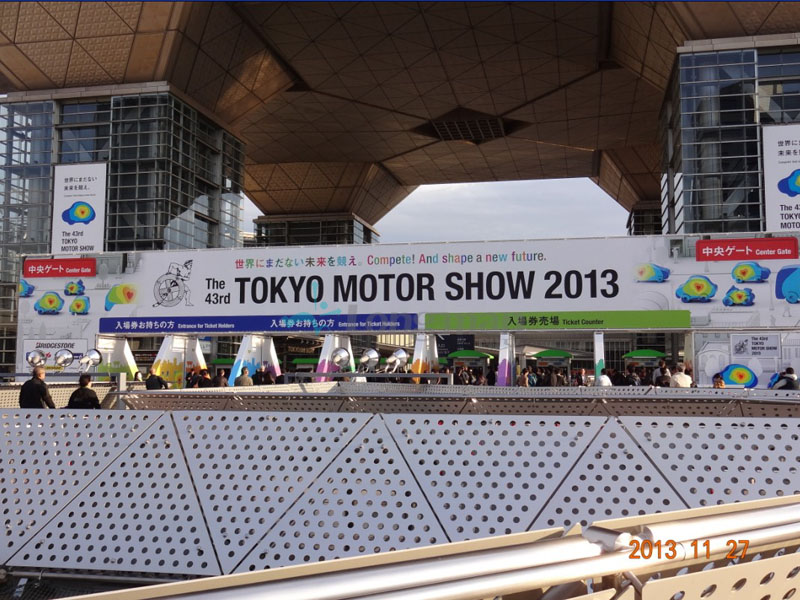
[0,102,53,371]
[0,93,244,373]
[674,50,760,233]
[663,46,800,234]
[108,94,243,251]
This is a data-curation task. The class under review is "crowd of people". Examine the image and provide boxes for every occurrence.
[17,357,800,409]
[16,363,282,410]
[593,361,695,388]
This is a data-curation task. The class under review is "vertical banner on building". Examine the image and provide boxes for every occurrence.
[497,332,515,386]
[593,331,605,378]
[51,163,107,255]
[763,124,800,232]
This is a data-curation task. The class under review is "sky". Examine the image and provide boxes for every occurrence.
[241,178,631,243]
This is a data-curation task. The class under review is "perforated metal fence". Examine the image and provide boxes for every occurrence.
[110,382,800,419]
[3,408,800,579]
[0,382,115,408]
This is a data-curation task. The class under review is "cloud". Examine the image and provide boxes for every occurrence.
[375,179,631,242]
[241,197,261,234]
[240,178,633,242]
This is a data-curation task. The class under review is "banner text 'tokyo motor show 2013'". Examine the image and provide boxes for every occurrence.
[15,233,800,365]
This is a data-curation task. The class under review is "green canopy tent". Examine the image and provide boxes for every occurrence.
[291,357,319,372]
[446,350,495,359]
[532,349,572,368]
[622,349,666,368]
[210,357,235,365]
[447,349,494,370]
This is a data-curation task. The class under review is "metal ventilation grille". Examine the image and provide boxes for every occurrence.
[532,419,685,531]
[229,397,344,412]
[414,108,528,144]
[13,413,220,576]
[386,415,607,541]
[464,399,605,415]
[0,410,161,564]
[432,116,505,142]
[123,394,231,411]
[341,398,468,413]
[237,415,448,572]
[622,416,800,506]
[174,411,370,573]
[604,399,741,417]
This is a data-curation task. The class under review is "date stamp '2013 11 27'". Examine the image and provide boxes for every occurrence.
[628,539,749,560]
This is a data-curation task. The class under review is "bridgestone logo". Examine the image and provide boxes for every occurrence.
[35,342,76,349]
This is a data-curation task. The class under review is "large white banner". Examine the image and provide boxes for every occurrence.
[20,233,800,385]
[15,233,800,338]
[763,124,800,232]
[51,163,107,255]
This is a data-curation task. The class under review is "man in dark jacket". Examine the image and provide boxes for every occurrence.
[197,368,214,387]
[19,366,55,409]
[774,367,800,390]
[145,367,168,390]
[211,369,228,387]
[67,374,101,409]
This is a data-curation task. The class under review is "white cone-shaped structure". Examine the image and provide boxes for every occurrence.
[96,335,139,380]
[315,334,355,382]
[228,335,282,386]
[152,335,206,389]
[411,333,438,384]
[497,332,515,386]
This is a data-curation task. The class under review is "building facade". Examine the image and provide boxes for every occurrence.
[0,85,245,372]
[661,37,800,235]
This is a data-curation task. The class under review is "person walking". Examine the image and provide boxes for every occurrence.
[670,363,693,388]
[595,368,612,387]
[145,367,168,390]
[623,365,641,386]
[67,373,101,409]
[211,369,228,387]
[652,360,670,384]
[655,367,671,387]
[197,368,214,387]
[234,366,253,386]
[19,366,55,409]
[774,367,800,390]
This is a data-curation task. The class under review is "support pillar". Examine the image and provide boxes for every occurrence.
[229,335,282,386]
[152,335,206,389]
[315,334,355,382]
[411,333,439,384]
[497,332,515,386]
[593,331,605,383]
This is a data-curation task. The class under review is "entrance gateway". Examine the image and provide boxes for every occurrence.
[17,233,800,388]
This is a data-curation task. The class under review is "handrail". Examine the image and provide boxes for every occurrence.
[71,496,800,600]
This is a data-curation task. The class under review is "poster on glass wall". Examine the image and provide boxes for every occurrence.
[50,162,107,255]
[763,123,800,232]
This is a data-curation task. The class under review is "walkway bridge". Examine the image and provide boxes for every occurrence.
[1,383,799,599]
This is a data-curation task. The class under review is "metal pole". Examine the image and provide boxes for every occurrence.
[350,521,800,600]
[643,503,800,544]
[171,537,604,600]
[7,570,177,585]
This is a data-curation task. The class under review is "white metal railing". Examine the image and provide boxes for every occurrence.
[69,497,800,600]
